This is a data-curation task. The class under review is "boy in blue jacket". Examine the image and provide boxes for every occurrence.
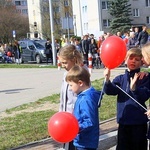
[104,48,150,150]
[66,65,101,150]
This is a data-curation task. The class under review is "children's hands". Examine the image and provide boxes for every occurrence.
[138,72,148,80]
[130,73,139,91]
[145,110,150,118]
[104,68,110,82]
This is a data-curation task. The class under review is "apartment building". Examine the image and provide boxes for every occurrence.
[72,0,150,39]
[26,0,73,39]
[11,0,150,39]
[12,0,28,17]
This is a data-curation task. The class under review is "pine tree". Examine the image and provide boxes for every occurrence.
[108,0,132,34]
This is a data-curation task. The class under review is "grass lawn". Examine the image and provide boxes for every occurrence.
[0,63,57,68]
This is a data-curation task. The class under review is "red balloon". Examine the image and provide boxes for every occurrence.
[48,112,79,143]
[100,35,127,69]
[7,51,12,57]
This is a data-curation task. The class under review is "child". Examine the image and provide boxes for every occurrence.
[58,44,84,150]
[141,42,150,66]
[103,48,150,150]
[66,65,101,150]
[142,42,150,145]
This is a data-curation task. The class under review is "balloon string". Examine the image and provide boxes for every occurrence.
[98,77,106,107]
[116,85,147,111]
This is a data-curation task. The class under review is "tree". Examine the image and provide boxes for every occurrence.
[40,0,73,39]
[108,0,132,34]
[0,1,29,43]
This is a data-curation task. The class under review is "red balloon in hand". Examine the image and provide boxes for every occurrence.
[100,35,127,69]
[48,112,79,143]
[7,51,12,57]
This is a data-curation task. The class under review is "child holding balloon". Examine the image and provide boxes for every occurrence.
[103,48,150,150]
[66,65,101,150]
[58,44,84,150]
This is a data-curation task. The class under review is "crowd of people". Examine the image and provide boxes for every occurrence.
[54,24,150,69]
[0,40,22,64]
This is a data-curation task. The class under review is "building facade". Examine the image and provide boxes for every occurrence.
[26,0,73,39]
[72,0,150,39]
[12,0,28,17]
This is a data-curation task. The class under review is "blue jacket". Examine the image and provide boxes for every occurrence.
[73,87,101,149]
[104,68,150,125]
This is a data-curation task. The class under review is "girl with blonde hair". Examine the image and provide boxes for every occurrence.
[57,44,84,150]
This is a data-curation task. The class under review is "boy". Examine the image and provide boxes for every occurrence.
[103,48,150,150]
[66,65,102,150]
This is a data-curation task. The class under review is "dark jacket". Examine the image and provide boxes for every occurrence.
[104,69,149,125]
[89,43,97,54]
[45,42,52,55]
[13,44,21,59]
[138,31,149,45]
[73,87,101,149]
[81,39,90,54]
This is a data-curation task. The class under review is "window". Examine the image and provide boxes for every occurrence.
[82,6,84,13]
[22,9,28,14]
[21,1,27,6]
[65,12,69,17]
[84,23,88,30]
[82,6,87,13]
[146,0,150,7]
[16,9,21,13]
[85,6,87,12]
[102,1,109,9]
[146,16,150,24]
[103,19,110,27]
[133,9,140,17]
[43,6,49,12]
[64,0,69,6]
[54,6,60,13]
[15,1,21,6]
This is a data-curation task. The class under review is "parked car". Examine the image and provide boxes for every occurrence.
[19,39,47,64]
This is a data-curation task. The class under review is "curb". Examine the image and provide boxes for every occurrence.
[99,131,117,150]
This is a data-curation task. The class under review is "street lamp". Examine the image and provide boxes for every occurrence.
[49,0,56,66]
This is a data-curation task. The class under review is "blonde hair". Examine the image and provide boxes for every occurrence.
[125,48,142,60]
[66,65,90,86]
[141,42,150,61]
[58,44,83,65]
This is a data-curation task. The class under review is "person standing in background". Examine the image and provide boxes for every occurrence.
[81,34,90,65]
[137,25,149,47]
[13,40,21,64]
[134,27,139,42]
[45,38,52,64]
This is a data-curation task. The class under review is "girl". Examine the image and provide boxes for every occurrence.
[58,44,84,150]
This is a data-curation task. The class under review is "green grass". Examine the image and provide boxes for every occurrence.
[0,110,56,150]
[0,63,57,68]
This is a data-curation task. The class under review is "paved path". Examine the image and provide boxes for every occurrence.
[0,67,125,112]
